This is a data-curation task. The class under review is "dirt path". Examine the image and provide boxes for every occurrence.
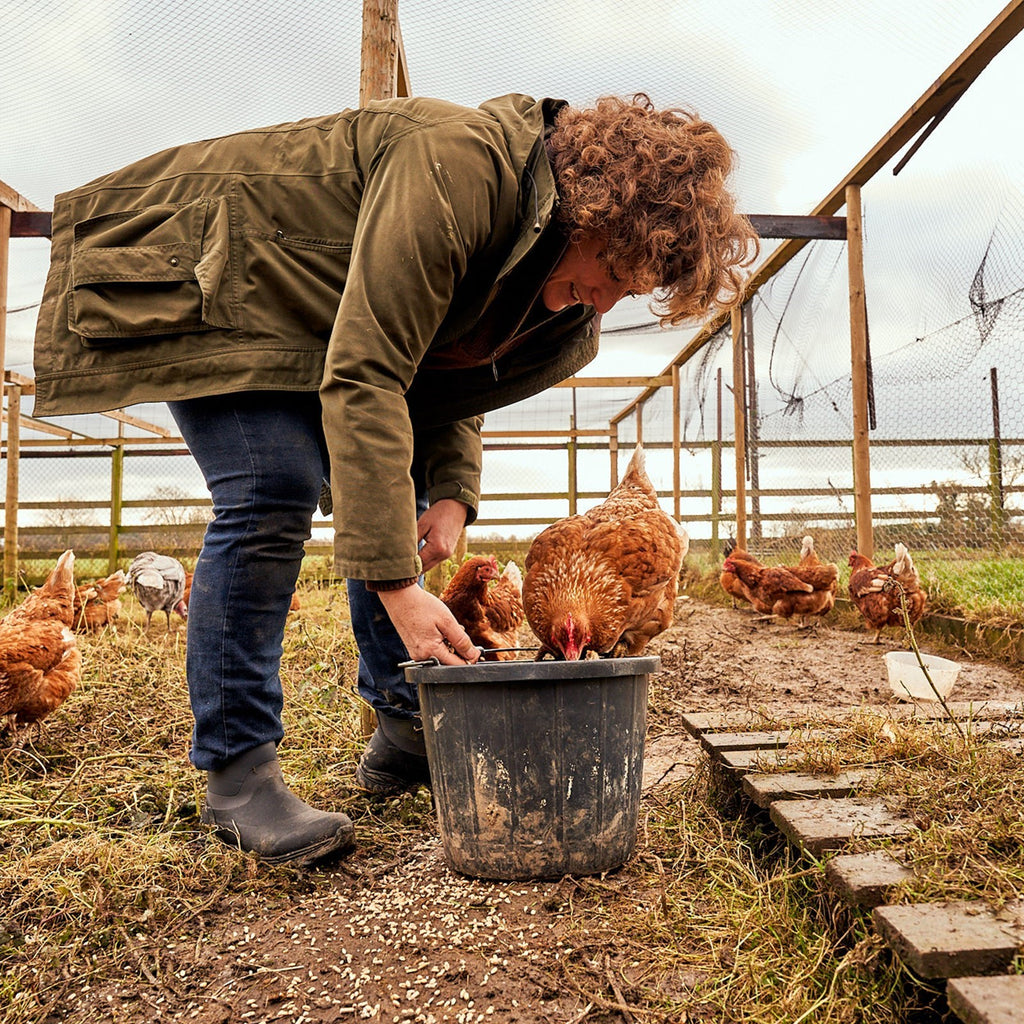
[58,600,1024,1024]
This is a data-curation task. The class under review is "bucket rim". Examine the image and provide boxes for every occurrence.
[405,654,660,685]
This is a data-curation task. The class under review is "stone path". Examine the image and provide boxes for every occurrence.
[683,700,1024,1024]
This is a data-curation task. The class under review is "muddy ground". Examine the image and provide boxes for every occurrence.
[58,599,1024,1024]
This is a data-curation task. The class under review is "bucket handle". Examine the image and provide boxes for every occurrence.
[399,646,541,670]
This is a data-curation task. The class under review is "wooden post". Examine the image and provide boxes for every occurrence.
[1,201,15,593]
[847,183,874,559]
[358,0,410,740]
[0,204,10,387]
[672,364,681,521]
[609,426,619,492]
[711,367,722,559]
[3,382,20,598]
[731,305,747,549]
[109,445,125,572]
[744,303,762,541]
[568,414,578,516]
[360,0,401,103]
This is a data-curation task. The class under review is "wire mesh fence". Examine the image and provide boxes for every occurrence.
[4,2,1024,622]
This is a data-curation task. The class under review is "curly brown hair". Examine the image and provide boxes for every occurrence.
[548,94,759,325]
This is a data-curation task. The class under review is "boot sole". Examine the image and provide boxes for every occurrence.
[202,809,355,867]
[354,763,430,796]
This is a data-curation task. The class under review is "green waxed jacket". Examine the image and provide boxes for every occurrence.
[33,94,599,580]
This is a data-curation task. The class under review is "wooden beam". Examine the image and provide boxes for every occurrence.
[745,214,846,240]
[818,0,1024,207]
[101,409,174,437]
[4,370,35,392]
[555,375,672,388]
[672,364,681,519]
[0,178,41,213]
[0,409,91,440]
[11,211,52,238]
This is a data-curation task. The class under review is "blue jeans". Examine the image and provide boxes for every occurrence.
[167,390,421,772]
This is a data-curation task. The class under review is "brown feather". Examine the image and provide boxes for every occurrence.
[523,445,688,660]
[441,556,524,660]
[1,550,82,737]
[848,543,927,642]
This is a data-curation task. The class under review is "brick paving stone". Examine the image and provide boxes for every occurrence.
[742,769,880,809]
[770,796,914,856]
[824,850,914,908]
[680,710,783,737]
[873,901,1024,979]
[700,730,794,753]
[714,747,799,773]
[681,702,1023,740]
[947,975,1024,1024]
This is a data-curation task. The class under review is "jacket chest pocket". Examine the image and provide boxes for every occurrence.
[68,195,239,344]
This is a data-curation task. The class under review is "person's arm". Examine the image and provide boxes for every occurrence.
[415,413,484,550]
[417,498,469,573]
[321,123,516,583]
[378,584,481,665]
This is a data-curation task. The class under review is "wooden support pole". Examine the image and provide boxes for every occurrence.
[1,204,16,593]
[609,426,619,493]
[744,303,761,541]
[109,445,125,572]
[568,414,578,516]
[847,184,874,559]
[360,0,404,104]
[731,305,747,549]
[358,0,408,740]
[672,364,681,521]
[4,384,20,596]
[711,367,723,559]
[0,205,10,386]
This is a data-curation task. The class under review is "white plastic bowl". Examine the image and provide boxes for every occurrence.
[884,650,961,701]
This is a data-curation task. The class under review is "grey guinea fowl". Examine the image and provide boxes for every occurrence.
[127,551,188,631]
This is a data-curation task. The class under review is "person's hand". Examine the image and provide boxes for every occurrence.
[416,498,469,572]
[378,585,481,665]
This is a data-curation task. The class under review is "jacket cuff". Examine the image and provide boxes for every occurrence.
[365,577,419,593]
[428,481,479,525]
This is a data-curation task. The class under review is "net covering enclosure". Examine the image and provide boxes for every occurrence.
[4,1,1024,598]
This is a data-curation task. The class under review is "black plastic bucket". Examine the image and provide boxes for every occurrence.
[404,656,658,881]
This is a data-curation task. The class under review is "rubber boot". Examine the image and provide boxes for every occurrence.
[202,742,355,866]
[355,714,431,795]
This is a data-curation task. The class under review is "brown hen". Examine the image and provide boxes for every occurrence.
[721,556,816,621]
[848,543,927,642]
[719,543,762,608]
[73,569,126,632]
[786,535,839,624]
[523,445,688,660]
[441,556,524,660]
[1,550,82,743]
